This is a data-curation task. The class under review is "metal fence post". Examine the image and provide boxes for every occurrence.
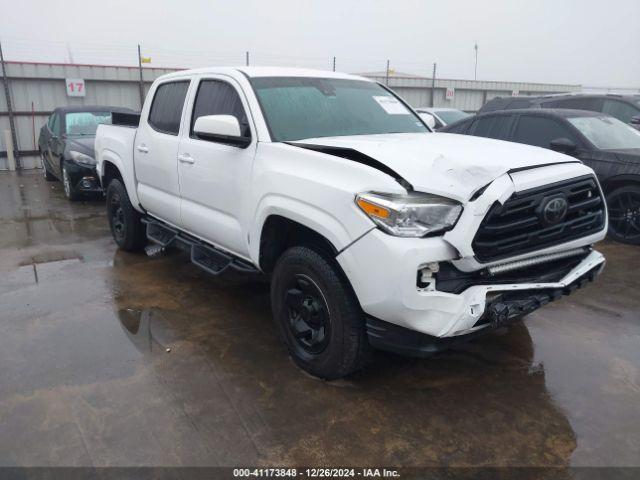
[430,63,437,107]
[137,44,145,109]
[385,60,390,86]
[1,40,20,169]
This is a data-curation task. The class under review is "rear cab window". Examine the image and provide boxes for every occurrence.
[148,81,190,135]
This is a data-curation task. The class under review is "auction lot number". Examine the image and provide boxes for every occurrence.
[233,468,400,478]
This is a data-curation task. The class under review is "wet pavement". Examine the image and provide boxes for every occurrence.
[1,170,639,468]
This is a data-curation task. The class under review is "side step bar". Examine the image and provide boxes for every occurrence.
[142,217,259,276]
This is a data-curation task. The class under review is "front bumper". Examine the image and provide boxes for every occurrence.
[64,160,103,193]
[337,228,605,339]
[365,260,601,357]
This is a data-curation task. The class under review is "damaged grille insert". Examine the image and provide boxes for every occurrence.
[472,175,604,262]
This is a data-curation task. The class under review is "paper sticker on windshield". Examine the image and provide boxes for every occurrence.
[373,96,409,115]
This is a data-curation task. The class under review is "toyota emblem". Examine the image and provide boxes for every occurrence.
[542,196,569,225]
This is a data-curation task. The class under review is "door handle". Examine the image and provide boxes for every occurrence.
[136,145,149,153]
[178,154,195,164]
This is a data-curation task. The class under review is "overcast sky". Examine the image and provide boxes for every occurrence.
[1,0,638,87]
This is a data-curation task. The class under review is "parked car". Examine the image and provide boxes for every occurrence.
[39,106,135,200]
[95,67,606,379]
[441,109,640,244]
[479,93,640,130]
[415,107,472,129]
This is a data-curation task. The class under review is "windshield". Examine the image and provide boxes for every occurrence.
[250,77,428,142]
[568,115,640,150]
[65,111,112,135]
[437,110,472,124]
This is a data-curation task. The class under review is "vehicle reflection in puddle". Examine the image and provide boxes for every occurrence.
[108,247,578,467]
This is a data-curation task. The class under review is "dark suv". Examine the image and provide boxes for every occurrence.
[479,94,640,130]
[441,109,640,245]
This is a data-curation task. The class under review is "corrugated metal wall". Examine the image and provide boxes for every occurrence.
[0,61,179,169]
[364,75,580,111]
[1,61,580,170]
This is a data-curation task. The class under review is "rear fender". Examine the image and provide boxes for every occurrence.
[99,149,144,214]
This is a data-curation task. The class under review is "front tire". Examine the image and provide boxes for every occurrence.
[106,179,147,251]
[271,246,370,380]
[62,163,80,201]
[606,185,640,245]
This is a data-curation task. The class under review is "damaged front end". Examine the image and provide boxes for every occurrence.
[367,251,604,358]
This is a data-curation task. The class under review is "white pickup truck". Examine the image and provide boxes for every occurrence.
[95,67,607,379]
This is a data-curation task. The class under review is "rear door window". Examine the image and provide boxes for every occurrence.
[512,115,579,149]
[190,80,250,137]
[602,99,640,124]
[148,81,190,135]
[469,115,514,140]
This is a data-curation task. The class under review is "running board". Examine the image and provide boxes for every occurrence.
[143,217,259,276]
[144,219,177,247]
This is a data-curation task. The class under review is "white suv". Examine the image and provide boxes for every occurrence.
[95,67,607,379]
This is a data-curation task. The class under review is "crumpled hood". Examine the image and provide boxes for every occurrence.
[295,133,580,201]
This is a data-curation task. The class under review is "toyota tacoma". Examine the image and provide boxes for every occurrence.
[95,67,607,379]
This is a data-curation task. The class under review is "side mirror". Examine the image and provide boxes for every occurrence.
[193,115,251,148]
[419,113,437,130]
[630,115,640,126]
[550,137,577,154]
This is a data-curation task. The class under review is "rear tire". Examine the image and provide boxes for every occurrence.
[41,152,56,181]
[271,246,370,380]
[606,185,640,245]
[106,178,147,251]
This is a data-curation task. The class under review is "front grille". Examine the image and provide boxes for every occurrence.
[472,175,604,262]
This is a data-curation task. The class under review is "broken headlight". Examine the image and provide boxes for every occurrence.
[356,192,463,237]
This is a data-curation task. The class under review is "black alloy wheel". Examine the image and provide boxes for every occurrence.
[284,274,331,354]
[105,178,147,251]
[607,186,640,245]
[109,191,127,243]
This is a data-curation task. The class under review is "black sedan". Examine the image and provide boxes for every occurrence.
[441,109,640,244]
[39,106,134,200]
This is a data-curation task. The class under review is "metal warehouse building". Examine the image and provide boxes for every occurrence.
[362,72,580,112]
[1,61,580,170]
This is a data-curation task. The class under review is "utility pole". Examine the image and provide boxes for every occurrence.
[137,44,145,109]
[332,56,336,72]
[474,42,478,81]
[385,59,390,86]
[246,51,250,66]
[430,63,437,107]
[0,39,19,169]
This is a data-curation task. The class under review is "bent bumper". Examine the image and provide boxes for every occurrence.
[365,261,601,357]
[336,228,606,340]
[65,161,103,193]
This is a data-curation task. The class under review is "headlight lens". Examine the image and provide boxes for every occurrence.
[69,150,96,166]
[356,192,463,237]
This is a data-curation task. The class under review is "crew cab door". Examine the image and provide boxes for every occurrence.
[177,76,256,257]
[133,79,191,227]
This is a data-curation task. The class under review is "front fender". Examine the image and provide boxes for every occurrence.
[249,194,373,266]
